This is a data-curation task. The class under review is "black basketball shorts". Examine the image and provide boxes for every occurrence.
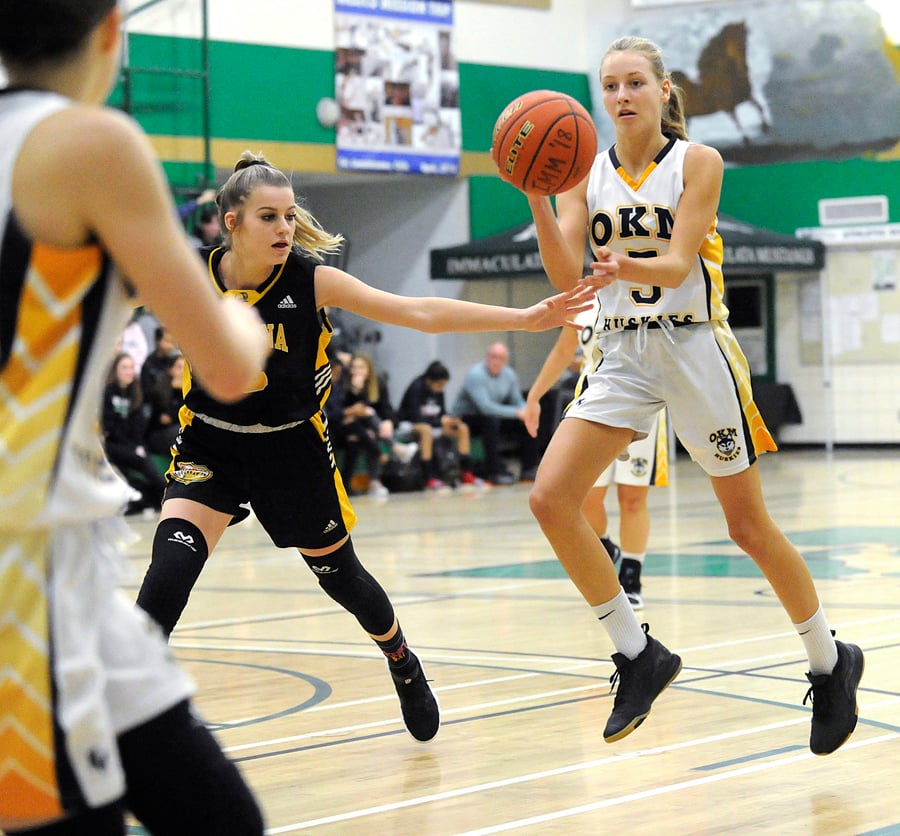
[164,411,357,549]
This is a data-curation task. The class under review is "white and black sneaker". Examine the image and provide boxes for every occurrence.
[619,558,644,610]
[600,536,621,566]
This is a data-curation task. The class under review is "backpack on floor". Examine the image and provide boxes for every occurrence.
[380,454,426,493]
[433,435,460,487]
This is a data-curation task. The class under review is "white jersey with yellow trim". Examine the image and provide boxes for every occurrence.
[0,89,134,531]
[585,136,727,332]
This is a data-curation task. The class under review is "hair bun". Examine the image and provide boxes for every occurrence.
[234,154,271,173]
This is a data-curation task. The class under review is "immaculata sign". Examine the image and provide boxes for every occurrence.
[718,216,825,273]
[430,216,825,280]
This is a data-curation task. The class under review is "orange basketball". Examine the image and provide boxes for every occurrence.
[491,90,597,196]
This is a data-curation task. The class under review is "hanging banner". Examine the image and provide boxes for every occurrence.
[334,0,460,175]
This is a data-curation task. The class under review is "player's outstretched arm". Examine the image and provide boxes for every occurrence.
[316,266,594,334]
[524,326,579,438]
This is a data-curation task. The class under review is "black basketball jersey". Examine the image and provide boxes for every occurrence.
[182,247,333,428]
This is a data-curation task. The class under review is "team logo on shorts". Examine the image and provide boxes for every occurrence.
[630,457,649,478]
[170,461,212,484]
[710,427,741,462]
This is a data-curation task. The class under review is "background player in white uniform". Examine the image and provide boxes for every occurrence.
[525,298,667,610]
[0,2,269,833]
[524,35,863,755]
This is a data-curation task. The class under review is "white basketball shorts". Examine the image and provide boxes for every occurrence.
[0,517,194,824]
[594,409,669,487]
[566,320,775,478]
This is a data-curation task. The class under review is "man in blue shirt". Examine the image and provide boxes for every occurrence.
[452,342,539,484]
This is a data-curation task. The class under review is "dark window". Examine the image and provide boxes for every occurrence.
[726,283,763,328]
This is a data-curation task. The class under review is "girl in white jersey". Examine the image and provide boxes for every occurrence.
[0,2,269,833]
[525,36,863,755]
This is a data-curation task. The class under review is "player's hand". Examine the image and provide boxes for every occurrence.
[214,295,271,402]
[197,187,218,206]
[523,400,541,438]
[583,247,619,289]
[522,283,596,332]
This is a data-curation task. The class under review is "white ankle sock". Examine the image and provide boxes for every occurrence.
[592,589,647,659]
[621,551,645,564]
[794,606,838,675]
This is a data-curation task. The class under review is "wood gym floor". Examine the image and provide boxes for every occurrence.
[121,447,900,835]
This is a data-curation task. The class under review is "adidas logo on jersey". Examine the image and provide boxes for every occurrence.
[322,519,338,534]
[277,294,297,309]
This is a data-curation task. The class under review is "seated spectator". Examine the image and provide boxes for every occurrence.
[178,186,216,221]
[324,354,349,458]
[101,352,167,513]
[451,341,539,485]
[397,360,482,489]
[145,352,185,457]
[141,325,179,402]
[189,204,222,249]
[131,305,161,356]
[118,308,150,376]
[339,352,397,497]
[179,187,221,249]
[324,306,359,367]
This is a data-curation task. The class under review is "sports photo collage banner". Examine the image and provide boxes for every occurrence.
[334,0,461,175]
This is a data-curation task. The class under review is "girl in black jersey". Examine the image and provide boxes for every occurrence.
[136,151,594,743]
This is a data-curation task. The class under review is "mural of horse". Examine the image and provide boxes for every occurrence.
[670,22,770,144]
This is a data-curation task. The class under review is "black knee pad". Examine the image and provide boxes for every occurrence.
[136,518,209,637]
[301,539,394,635]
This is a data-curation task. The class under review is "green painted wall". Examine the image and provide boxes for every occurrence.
[115,36,590,151]
[113,34,334,143]
[468,176,533,238]
[457,64,593,154]
[456,64,593,238]
[473,146,900,238]
[721,157,900,235]
[114,34,900,238]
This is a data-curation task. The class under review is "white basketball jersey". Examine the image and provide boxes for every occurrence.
[0,90,134,530]
[585,137,727,331]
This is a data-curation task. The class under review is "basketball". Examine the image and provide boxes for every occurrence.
[491,90,597,196]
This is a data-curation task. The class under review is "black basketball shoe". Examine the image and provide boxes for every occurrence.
[804,639,864,755]
[603,624,682,743]
[391,658,440,743]
[619,558,643,610]
[600,536,621,566]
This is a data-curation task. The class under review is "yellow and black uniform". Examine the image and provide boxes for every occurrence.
[183,247,331,426]
[164,247,357,548]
